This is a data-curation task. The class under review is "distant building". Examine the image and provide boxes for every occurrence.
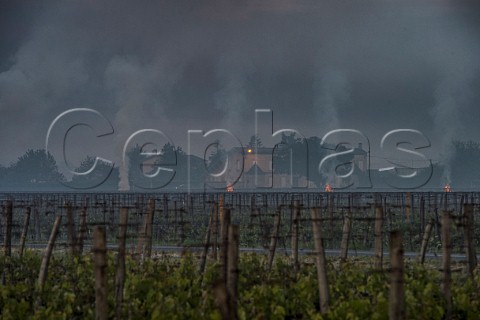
[352,143,368,171]
[210,146,316,189]
[140,143,369,191]
[332,143,369,189]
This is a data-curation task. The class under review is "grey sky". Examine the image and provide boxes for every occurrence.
[0,0,479,173]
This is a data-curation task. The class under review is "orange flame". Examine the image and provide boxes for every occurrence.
[325,183,332,192]
[443,183,452,192]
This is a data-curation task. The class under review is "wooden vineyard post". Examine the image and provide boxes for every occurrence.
[179,206,185,245]
[174,201,178,240]
[1,200,12,284]
[374,205,384,270]
[37,216,62,294]
[4,200,12,257]
[213,281,233,320]
[144,199,156,259]
[434,208,441,242]
[218,196,224,259]
[227,224,239,320]
[420,196,425,234]
[292,200,300,271]
[442,212,452,319]
[311,207,330,314]
[418,219,434,264]
[66,202,77,256]
[135,207,149,261]
[115,208,129,319]
[93,226,108,320]
[267,207,281,272]
[389,230,405,320]
[77,206,88,255]
[19,207,31,258]
[406,192,411,223]
[199,215,213,274]
[34,206,41,241]
[464,204,477,276]
[328,194,334,246]
[108,200,115,235]
[403,193,414,252]
[211,201,219,260]
[339,210,352,263]
[220,208,231,281]
[214,217,238,320]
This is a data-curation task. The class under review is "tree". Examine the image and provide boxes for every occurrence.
[304,136,328,187]
[5,149,65,189]
[450,140,480,188]
[157,143,205,189]
[126,144,155,190]
[247,135,263,149]
[0,165,6,179]
[207,140,227,175]
[0,165,7,188]
[126,143,189,190]
[70,156,120,190]
[159,143,184,164]
[274,132,303,173]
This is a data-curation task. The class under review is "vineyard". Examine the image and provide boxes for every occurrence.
[1,192,479,319]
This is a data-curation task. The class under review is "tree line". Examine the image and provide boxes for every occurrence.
[0,138,477,191]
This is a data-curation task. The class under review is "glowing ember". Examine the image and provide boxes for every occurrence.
[324,183,332,192]
[443,183,452,192]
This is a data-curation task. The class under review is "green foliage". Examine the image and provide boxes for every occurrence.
[1,252,480,319]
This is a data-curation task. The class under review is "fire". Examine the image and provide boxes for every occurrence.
[247,149,252,153]
[443,183,452,192]
[324,183,332,192]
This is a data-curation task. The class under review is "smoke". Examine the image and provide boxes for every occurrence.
[214,52,253,135]
[0,1,205,187]
[0,0,479,193]
[432,77,471,183]
[0,2,91,166]
[105,57,152,191]
[105,56,186,190]
[312,68,350,185]
[313,68,349,133]
[425,22,480,183]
